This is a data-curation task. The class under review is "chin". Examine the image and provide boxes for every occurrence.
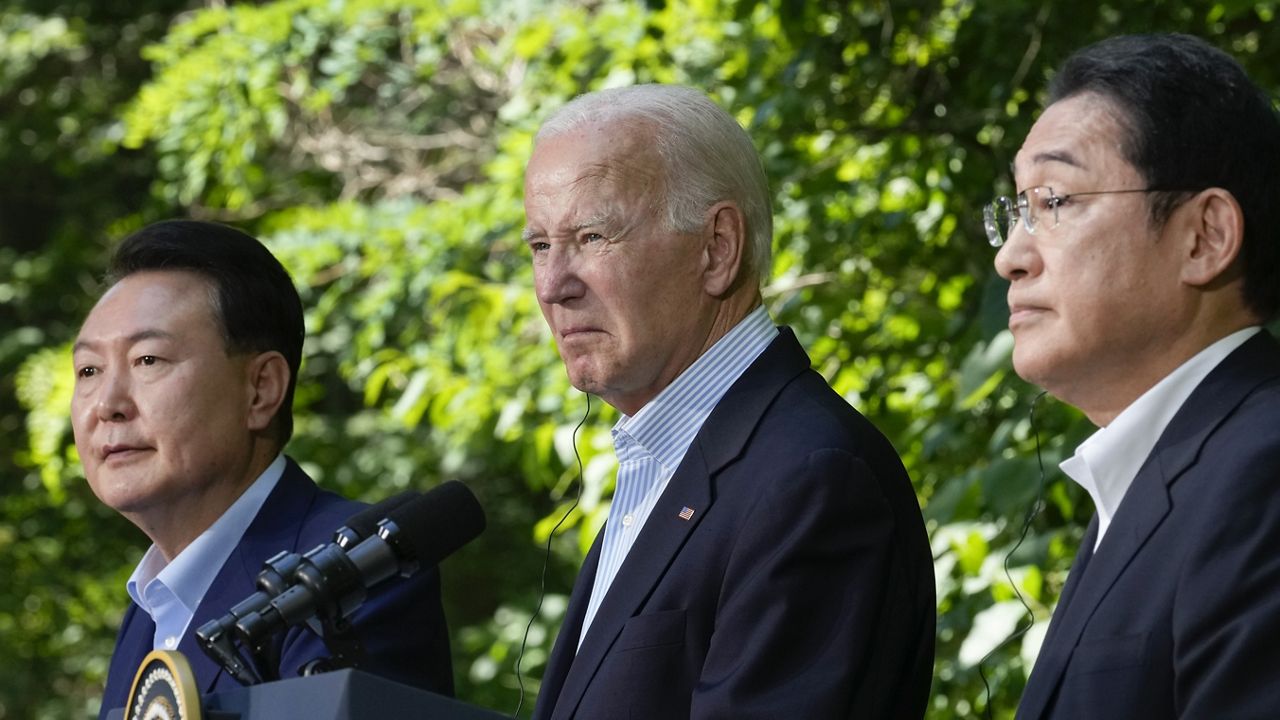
[568,376,605,397]
[88,473,155,514]
[565,360,607,394]
[1010,348,1059,390]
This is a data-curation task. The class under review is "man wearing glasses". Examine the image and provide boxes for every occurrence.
[987,34,1280,719]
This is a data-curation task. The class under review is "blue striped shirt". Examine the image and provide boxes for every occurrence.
[578,305,778,646]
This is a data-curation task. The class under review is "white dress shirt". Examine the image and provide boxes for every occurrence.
[1059,328,1260,550]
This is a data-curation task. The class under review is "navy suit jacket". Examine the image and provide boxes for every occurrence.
[1017,331,1280,719]
[98,458,453,717]
[533,329,935,720]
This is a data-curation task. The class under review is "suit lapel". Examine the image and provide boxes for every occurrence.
[1028,517,1096,666]
[100,604,156,715]
[534,533,602,720]
[548,329,812,720]
[1018,486,1170,720]
[550,450,713,720]
[1018,332,1280,720]
[179,460,319,693]
[179,529,261,692]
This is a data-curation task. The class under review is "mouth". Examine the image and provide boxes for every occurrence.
[559,326,604,341]
[1007,304,1050,327]
[101,444,151,462]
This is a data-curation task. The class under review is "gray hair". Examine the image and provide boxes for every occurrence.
[535,84,773,283]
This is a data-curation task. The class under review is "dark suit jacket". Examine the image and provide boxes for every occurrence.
[1017,331,1280,720]
[98,458,453,717]
[533,329,935,720]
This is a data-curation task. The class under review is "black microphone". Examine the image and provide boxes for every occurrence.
[260,490,421,597]
[333,490,421,549]
[232,481,485,653]
[195,489,424,684]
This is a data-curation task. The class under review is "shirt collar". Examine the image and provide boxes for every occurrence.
[613,305,777,471]
[1060,327,1260,547]
[127,454,287,616]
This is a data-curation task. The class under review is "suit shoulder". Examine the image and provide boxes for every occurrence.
[1198,371,1280,450]
[281,464,366,543]
[1171,376,1280,514]
[763,369,902,456]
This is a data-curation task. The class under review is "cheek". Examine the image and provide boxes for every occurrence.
[536,297,556,326]
[69,397,95,445]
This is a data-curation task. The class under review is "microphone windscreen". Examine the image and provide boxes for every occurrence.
[342,490,420,541]
[386,481,486,566]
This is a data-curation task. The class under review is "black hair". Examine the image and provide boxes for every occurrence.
[107,220,305,444]
[1048,32,1280,320]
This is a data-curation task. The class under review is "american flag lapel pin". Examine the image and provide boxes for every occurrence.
[678,506,695,521]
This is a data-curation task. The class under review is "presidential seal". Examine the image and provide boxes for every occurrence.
[125,650,202,720]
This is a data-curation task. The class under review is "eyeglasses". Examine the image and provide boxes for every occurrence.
[983,186,1194,247]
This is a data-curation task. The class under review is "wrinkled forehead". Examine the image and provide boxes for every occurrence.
[529,120,663,186]
[523,121,667,227]
[1013,92,1140,188]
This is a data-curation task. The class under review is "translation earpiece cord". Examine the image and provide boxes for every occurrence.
[980,390,1049,719]
[513,392,591,718]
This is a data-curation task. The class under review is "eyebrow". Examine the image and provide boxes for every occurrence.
[1010,149,1087,189]
[521,214,615,243]
[1029,149,1085,169]
[73,329,177,354]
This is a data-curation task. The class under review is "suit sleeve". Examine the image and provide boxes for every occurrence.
[274,564,454,696]
[690,447,929,719]
[1174,440,1280,718]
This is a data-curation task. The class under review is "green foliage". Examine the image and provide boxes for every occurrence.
[4,1,1280,718]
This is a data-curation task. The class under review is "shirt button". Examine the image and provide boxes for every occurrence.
[622,514,634,527]
[165,636,178,649]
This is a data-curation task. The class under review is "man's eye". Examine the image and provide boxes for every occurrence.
[137,355,159,366]
[77,366,97,379]
[584,233,604,243]
[529,241,550,253]
[1045,195,1067,210]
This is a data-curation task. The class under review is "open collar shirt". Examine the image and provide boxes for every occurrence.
[578,306,778,647]
[126,453,286,650]
[1059,327,1260,551]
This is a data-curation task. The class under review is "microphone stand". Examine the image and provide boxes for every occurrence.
[299,612,366,676]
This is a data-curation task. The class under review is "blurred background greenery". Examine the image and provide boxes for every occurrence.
[3,1,1278,717]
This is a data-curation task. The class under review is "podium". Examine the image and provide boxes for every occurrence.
[105,669,509,719]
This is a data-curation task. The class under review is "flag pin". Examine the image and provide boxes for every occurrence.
[678,506,695,520]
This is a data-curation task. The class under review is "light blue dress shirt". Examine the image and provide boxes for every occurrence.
[578,306,778,647]
[126,453,286,650]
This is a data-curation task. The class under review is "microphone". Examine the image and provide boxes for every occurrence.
[195,489,426,684]
[260,490,421,599]
[200,481,485,682]
[332,490,421,550]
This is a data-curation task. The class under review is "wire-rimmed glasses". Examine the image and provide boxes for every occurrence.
[983,186,1196,247]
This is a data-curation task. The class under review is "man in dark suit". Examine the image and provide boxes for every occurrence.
[72,221,453,717]
[986,34,1280,719]
[522,84,934,719]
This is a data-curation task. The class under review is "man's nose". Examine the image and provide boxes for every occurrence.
[535,247,587,306]
[95,368,137,422]
[993,222,1042,282]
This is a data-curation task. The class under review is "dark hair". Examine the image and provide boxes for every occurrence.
[107,220,305,444]
[1048,33,1280,320]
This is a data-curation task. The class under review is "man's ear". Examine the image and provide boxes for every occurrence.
[245,351,290,433]
[1180,188,1245,287]
[702,201,748,297]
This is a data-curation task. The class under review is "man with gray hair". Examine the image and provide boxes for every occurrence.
[524,84,934,719]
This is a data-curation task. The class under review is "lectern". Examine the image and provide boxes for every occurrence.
[105,668,509,720]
